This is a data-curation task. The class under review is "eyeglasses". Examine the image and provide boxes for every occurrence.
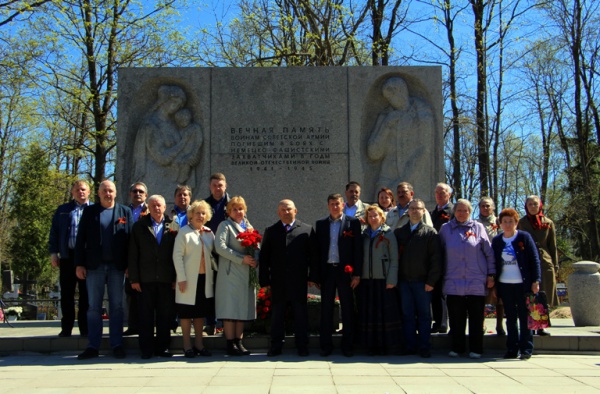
[131,189,146,194]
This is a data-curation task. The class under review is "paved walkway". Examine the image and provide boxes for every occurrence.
[1,318,600,393]
[1,351,599,393]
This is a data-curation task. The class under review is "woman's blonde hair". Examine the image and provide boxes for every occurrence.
[226,196,247,215]
[187,200,213,223]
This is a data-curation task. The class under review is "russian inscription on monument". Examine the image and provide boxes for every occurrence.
[117,67,443,231]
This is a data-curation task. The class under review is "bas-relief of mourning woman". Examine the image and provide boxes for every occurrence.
[367,77,435,192]
[132,85,203,187]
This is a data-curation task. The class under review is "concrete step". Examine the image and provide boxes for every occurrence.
[1,318,599,355]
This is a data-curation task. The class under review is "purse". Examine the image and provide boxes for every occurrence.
[526,291,551,330]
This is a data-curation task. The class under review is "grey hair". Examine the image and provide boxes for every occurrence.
[453,198,473,214]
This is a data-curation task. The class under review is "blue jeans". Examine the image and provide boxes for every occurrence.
[86,264,125,350]
[498,283,533,355]
[399,281,432,351]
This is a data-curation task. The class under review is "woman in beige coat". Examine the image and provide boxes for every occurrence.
[518,195,559,336]
[172,200,216,357]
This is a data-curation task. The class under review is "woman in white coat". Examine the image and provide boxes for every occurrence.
[215,196,258,356]
[172,200,216,358]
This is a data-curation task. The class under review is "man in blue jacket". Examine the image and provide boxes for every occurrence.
[49,180,92,337]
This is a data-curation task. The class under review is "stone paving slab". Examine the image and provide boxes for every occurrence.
[0,352,599,393]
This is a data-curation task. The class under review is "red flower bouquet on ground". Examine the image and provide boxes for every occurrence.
[526,293,550,330]
[256,287,272,320]
[236,229,262,289]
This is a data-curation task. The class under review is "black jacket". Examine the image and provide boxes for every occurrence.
[394,222,442,287]
[259,219,318,304]
[128,214,177,284]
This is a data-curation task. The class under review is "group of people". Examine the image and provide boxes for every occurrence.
[49,175,559,361]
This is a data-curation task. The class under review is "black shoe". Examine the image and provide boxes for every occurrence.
[155,350,173,358]
[267,348,282,357]
[184,349,195,358]
[226,340,242,356]
[438,326,448,334]
[537,329,551,336]
[77,347,99,360]
[123,329,138,336]
[203,325,216,336]
[297,348,309,357]
[342,349,354,357]
[496,327,506,336]
[141,353,153,360]
[431,324,440,333]
[420,349,432,358]
[520,353,532,360]
[113,345,126,359]
[234,339,251,355]
[320,348,333,357]
[399,349,416,356]
[503,351,519,359]
[58,331,72,337]
[193,347,212,357]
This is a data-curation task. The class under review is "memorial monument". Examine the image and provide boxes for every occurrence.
[117,67,443,232]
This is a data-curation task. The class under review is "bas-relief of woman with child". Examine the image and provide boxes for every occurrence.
[132,85,203,189]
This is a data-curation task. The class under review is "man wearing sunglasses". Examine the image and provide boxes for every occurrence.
[123,182,149,336]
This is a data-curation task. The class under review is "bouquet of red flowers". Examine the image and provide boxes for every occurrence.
[236,229,262,289]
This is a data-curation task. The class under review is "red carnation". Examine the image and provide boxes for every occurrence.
[344,265,353,274]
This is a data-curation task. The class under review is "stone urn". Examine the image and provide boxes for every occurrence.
[568,261,600,326]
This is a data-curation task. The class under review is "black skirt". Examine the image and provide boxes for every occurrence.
[357,278,402,353]
[176,274,215,319]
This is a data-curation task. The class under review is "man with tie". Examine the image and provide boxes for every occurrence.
[315,193,363,357]
[259,200,318,357]
[128,195,178,359]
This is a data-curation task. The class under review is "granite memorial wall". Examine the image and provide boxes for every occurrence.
[116,67,443,231]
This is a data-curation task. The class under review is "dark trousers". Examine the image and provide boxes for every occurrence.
[320,264,354,352]
[137,282,175,356]
[270,299,308,351]
[124,279,139,331]
[400,281,432,351]
[498,283,533,355]
[59,250,88,335]
[431,278,446,328]
[446,294,485,354]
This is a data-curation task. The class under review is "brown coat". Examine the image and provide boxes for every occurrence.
[518,216,559,306]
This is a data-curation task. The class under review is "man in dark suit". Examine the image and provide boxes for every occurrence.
[75,180,133,360]
[48,179,92,337]
[429,182,454,334]
[259,199,318,357]
[128,194,177,359]
[315,193,363,357]
[123,181,149,336]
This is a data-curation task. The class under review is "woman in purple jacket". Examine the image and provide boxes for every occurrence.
[439,199,495,359]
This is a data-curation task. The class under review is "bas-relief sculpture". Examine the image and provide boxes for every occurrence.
[367,77,435,193]
[132,85,203,187]
[117,67,442,231]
